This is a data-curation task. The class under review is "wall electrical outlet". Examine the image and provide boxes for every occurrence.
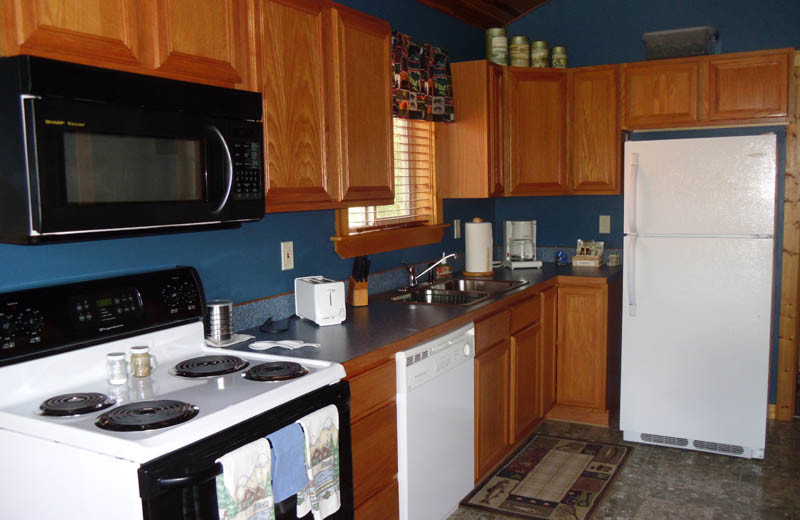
[280,241,294,270]
[454,219,461,239]
[599,215,611,234]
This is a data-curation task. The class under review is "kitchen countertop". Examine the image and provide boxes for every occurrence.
[224,263,621,375]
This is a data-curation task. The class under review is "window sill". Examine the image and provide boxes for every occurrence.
[330,224,448,259]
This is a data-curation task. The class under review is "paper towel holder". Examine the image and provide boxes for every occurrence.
[464,217,495,277]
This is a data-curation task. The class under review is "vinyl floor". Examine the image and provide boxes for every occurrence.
[447,418,800,520]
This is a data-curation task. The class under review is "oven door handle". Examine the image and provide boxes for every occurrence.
[155,462,223,489]
[208,125,234,215]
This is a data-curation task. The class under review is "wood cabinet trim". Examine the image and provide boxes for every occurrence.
[510,294,541,334]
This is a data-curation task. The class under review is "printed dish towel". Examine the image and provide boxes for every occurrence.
[266,423,309,502]
[296,405,340,519]
[216,438,275,520]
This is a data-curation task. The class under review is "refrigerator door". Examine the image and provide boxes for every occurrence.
[620,235,772,449]
[624,135,777,236]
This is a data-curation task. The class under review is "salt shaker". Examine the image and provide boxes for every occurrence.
[106,352,128,385]
[130,345,158,377]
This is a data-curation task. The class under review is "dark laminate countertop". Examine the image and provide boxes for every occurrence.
[225,263,621,375]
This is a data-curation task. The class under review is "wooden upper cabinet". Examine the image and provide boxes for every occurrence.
[324,4,394,205]
[150,0,250,87]
[568,65,620,194]
[436,60,503,198]
[259,0,335,212]
[0,0,146,69]
[504,68,568,196]
[623,60,700,128]
[706,49,790,122]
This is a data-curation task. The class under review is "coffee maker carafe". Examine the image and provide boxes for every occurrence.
[504,220,542,269]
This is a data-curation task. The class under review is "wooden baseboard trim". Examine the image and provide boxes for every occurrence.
[546,403,610,427]
[768,404,777,420]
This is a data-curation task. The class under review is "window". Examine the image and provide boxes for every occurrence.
[347,118,435,233]
[332,117,446,258]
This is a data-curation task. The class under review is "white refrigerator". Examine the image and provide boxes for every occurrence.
[620,134,777,459]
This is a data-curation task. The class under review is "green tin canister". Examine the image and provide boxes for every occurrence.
[485,27,508,65]
[530,40,549,67]
[551,46,567,68]
[509,36,530,67]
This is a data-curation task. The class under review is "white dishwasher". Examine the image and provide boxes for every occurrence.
[395,322,475,520]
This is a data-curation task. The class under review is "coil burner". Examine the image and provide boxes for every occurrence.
[243,361,309,382]
[39,392,116,417]
[95,400,199,431]
[172,355,249,378]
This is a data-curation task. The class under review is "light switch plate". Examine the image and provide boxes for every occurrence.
[599,215,611,234]
[454,219,461,239]
[281,241,294,270]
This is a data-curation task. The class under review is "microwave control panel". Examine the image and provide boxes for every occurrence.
[0,267,205,367]
[232,140,262,200]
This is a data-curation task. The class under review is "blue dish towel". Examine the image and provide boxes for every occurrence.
[266,423,309,503]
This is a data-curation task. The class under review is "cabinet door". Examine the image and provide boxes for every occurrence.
[624,61,700,128]
[0,0,145,70]
[475,339,510,481]
[488,62,505,197]
[505,68,568,195]
[151,0,249,86]
[568,66,620,194]
[706,50,790,122]
[511,322,541,443]
[325,5,394,205]
[540,287,557,415]
[260,0,336,212]
[557,284,607,409]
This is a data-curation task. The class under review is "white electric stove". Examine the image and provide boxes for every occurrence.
[0,267,353,520]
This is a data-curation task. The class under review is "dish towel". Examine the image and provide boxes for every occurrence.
[216,438,275,520]
[266,423,309,502]
[296,405,341,520]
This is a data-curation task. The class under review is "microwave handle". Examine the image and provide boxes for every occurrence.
[208,125,234,215]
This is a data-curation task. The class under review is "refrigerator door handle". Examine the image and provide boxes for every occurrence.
[625,153,639,235]
[627,234,637,317]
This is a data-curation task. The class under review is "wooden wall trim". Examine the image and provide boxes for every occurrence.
[776,51,800,421]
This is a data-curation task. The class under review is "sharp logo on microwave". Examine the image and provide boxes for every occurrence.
[44,120,86,127]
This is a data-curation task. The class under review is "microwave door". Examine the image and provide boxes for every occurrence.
[30,98,238,235]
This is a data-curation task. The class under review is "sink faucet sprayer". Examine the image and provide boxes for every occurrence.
[404,252,458,287]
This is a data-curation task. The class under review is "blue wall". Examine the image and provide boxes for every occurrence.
[0,1,486,301]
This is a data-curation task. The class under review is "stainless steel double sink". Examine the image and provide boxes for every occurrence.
[390,278,527,306]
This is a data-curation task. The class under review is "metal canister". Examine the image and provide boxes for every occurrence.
[485,27,507,65]
[509,36,530,67]
[551,46,567,68]
[530,40,549,67]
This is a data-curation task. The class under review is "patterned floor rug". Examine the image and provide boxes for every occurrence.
[461,434,632,519]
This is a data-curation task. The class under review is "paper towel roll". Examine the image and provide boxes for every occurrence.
[465,220,493,274]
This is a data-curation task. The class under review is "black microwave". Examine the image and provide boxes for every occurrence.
[0,56,265,244]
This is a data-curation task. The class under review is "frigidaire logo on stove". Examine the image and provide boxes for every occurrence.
[99,324,125,333]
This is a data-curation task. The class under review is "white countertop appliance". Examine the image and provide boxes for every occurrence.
[295,276,346,326]
[504,220,542,269]
[621,134,777,459]
[0,267,353,519]
[396,323,475,520]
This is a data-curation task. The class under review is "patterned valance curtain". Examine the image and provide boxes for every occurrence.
[391,31,455,123]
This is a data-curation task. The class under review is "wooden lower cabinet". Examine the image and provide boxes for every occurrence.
[511,321,541,442]
[540,288,557,415]
[346,360,399,518]
[556,278,621,416]
[474,337,511,480]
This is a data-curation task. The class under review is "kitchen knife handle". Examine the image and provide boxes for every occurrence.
[627,235,637,317]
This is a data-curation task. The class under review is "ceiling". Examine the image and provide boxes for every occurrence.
[416,0,552,29]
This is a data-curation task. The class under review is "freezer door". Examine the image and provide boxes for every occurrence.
[624,135,777,236]
[620,235,772,449]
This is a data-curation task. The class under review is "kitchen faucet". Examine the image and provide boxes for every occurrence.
[404,252,458,287]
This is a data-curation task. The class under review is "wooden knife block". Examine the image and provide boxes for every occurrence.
[347,277,369,307]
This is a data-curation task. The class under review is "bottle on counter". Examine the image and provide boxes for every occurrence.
[106,352,128,385]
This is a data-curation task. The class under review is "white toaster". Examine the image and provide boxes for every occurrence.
[294,276,346,326]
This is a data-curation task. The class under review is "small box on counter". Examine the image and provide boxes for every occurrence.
[572,239,604,266]
[347,278,369,307]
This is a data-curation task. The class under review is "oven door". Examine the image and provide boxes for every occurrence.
[138,381,353,520]
[26,96,263,237]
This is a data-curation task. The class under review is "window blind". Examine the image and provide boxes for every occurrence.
[347,118,434,233]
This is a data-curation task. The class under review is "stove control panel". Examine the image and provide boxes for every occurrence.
[0,267,206,367]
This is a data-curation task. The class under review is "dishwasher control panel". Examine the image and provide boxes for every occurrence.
[396,323,475,393]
